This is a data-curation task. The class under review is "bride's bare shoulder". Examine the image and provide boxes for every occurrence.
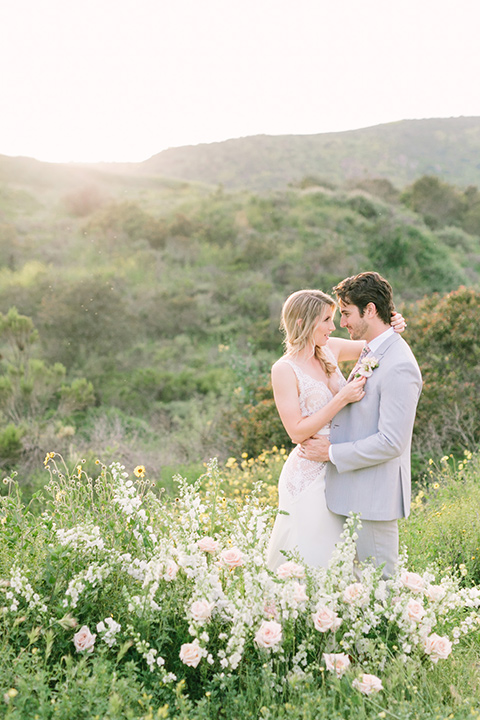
[271,357,295,377]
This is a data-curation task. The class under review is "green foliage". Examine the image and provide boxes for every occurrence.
[225,382,292,459]
[0,423,23,470]
[406,286,480,460]
[59,378,96,415]
[86,200,169,249]
[37,276,136,370]
[401,175,465,229]
[1,153,480,479]
[401,450,480,582]
[367,221,465,297]
[63,184,107,217]
[142,117,480,190]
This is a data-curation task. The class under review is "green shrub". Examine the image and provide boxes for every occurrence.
[0,423,23,470]
[406,286,480,460]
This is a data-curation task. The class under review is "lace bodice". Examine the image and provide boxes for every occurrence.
[281,349,346,430]
[278,348,346,499]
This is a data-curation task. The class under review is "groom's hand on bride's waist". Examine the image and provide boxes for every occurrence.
[299,436,331,462]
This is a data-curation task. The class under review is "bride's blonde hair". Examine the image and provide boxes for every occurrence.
[281,289,337,376]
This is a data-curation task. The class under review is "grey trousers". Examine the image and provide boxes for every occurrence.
[354,518,399,579]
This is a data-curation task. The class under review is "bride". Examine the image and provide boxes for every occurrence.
[266,288,404,570]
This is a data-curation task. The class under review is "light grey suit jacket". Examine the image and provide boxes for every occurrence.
[325,334,422,521]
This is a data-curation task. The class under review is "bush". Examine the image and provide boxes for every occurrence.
[0,423,23,470]
[406,286,480,460]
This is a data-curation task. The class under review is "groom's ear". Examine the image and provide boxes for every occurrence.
[364,302,377,318]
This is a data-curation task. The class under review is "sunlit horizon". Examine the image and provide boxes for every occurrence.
[1,0,480,166]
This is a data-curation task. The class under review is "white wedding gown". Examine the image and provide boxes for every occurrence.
[267,349,346,570]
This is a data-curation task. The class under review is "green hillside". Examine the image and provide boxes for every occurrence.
[140,116,480,190]
[1,150,480,490]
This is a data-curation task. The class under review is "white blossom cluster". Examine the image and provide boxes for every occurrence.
[2,459,480,692]
[3,564,48,614]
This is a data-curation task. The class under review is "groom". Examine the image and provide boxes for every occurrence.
[301,271,422,577]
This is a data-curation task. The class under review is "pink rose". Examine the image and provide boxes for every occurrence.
[254,620,283,649]
[292,582,309,604]
[312,606,342,633]
[400,571,425,593]
[323,652,351,678]
[179,639,203,667]
[276,561,305,579]
[73,625,96,653]
[190,599,214,623]
[197,536,219,553]
[220,547,244,568]
[424,633,452,663]
[263,600,278,619]
[405,598,425,623]
[425,584,446,602]
[352,673,383,694]
[164,559,179,581]
[343,582,367,605]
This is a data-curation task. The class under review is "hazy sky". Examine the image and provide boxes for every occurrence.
[1,0,479,163]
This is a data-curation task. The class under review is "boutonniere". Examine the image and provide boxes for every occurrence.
[354,356,379,378]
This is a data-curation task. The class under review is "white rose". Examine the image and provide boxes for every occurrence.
[164,559,179,581]
[343,582,367,605]
[400,571,425,593]
[190,599,214,623]
[197,537,219,553]
[323,652,351,678]
[276,561,305,579]
[405,598,425,623]
[425,584,446,602]
[292,582,309,604]
[352,673,383,694]
[254,620,283,649]
[179,639,203,668]
[312,606,342,633]
[73,625,96,653]
[424,633,452,663]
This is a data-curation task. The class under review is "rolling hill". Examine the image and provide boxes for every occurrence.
[2,116,480,195]
[140,116,480,191]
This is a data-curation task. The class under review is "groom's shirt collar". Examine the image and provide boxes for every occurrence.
[366,326,394,355]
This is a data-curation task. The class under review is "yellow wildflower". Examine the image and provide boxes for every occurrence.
[134,465,146,478]
[43,452,55,466]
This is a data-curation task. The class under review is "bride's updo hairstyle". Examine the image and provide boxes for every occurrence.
[281,289,337,376]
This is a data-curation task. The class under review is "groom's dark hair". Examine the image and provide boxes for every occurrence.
[333,271,394,324]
